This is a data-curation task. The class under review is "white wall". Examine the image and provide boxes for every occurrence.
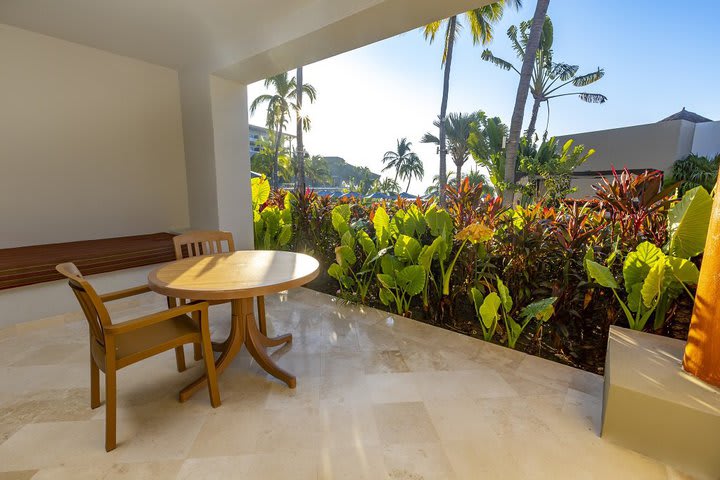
[691,121,720,158]
[0,24,190,248]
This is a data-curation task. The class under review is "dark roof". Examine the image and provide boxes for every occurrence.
[659,108,712,123]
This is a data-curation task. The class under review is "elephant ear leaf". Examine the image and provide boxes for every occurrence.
[479,292,501,330]
[470,287,484,315]
[623,242,662,289]
[373,207,391,246]
[397,265,425,296]
[666,256,700,285]
[586,260,620,289]
[641,254,669,308]
[667,186,713,258]
[394,234,421,263]
[496,278,513,312]
[520,297,557,322]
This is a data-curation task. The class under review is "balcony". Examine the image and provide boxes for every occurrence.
[0,287,681,478]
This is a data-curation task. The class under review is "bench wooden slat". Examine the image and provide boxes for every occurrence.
[0,233,177,290]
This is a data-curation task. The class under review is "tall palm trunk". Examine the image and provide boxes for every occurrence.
[456,162,462,188]
[406,178,412,192]
[525,95,542,142]
[272,121,284,189]
[438,16,457,207]
[502,0,550,208]
[295,67,306,192]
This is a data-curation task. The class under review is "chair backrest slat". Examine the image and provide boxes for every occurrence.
[173,231,235,260]
[56,263,111,346]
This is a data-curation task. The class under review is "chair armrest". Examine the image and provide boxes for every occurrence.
[105,300,209,335]
[100,285,151,302]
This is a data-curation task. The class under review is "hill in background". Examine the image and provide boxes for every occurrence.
[324,156,380,187]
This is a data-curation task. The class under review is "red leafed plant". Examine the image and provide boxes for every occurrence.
[592,168,678,248]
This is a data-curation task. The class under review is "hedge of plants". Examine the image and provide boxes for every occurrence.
[251,169,713,374]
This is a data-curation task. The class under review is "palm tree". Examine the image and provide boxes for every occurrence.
[250,72,316,188]
[398,154,425,192]
[422,1,520,205]
[251,135,293,183]
[371,178,401,195]
[482,16,606,142]
[469,116,509,194]
[294,66,318,191]
[382,138,417,184]
[422,112,478,187]
[503,0,551,207]
[304,155,332,187]
[670,153,720,195]
[425,172,455,196]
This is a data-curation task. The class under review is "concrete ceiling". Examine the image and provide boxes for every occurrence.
[0,0,492,82]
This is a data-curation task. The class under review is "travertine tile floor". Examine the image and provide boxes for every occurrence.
[0,288,696,479]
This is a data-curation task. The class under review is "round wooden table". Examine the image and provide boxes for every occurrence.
[148,250,319,401]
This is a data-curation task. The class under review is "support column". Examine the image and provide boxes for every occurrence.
[683,172,720,387]
[178,71,254,249]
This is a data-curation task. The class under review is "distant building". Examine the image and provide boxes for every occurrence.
[248,124,295,157]
[556,108,720,198]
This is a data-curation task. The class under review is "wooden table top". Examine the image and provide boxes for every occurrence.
[147,251,320,301]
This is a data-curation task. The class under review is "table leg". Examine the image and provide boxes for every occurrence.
[179,298,245,402]
[242,297,295,388]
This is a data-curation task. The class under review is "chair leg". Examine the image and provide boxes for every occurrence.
[105,365,117,451]
[196,321,221,408]
[257,296,267,336]
[193,343,203,361]
[90,355,100,409]
[175,346,187,372]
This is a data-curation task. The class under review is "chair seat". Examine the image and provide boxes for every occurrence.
[114,314,199,361]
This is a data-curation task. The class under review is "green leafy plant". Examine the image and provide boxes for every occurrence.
[327,205,391,302]
[252,176,293,249]
[475,277,557,348]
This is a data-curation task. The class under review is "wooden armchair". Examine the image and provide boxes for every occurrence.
[171,231,267,362]
[56,263,220,452]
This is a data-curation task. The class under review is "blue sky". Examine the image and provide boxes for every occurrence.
[248,0,720,194]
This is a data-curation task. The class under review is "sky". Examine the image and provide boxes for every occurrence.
[247,0,720,195]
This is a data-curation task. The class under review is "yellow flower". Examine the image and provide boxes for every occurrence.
[455,223,494,243]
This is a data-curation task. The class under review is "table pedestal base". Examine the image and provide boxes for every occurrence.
[179,297,294,403]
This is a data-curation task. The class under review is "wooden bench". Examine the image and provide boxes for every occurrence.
[0,233,177,290]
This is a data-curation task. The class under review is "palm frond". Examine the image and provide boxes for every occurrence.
[481,49,515,71]
[466,4,503,45]
[421,132,440,145]
[422,20,443,43]
[506,24,524,58]
[577,92,608,103]
[552,63,579,81]
[572,68,605,87]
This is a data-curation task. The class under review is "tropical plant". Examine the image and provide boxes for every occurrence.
[593,168,678,248]
[304,155,332,187]
[370,178,401,195]
[399,153,425,193]
[519,138,595,201]
[475,277,557,348]
[251,136,294,183]
[482,16,606,142]
[503,0,551,208]
[469,116,508,194]
[250,72,316,188]
[377,236,426,315]
[251,176,293,249]
[382,138,420,185]
[293,66,318,191]
[669,153,720,196]
[422,112,479,187]
[327,204,388,302]
[425,173,455,196]
[586,185,712,330]
[423,1,520,205]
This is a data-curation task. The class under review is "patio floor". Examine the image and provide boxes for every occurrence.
[0,287,690,479]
